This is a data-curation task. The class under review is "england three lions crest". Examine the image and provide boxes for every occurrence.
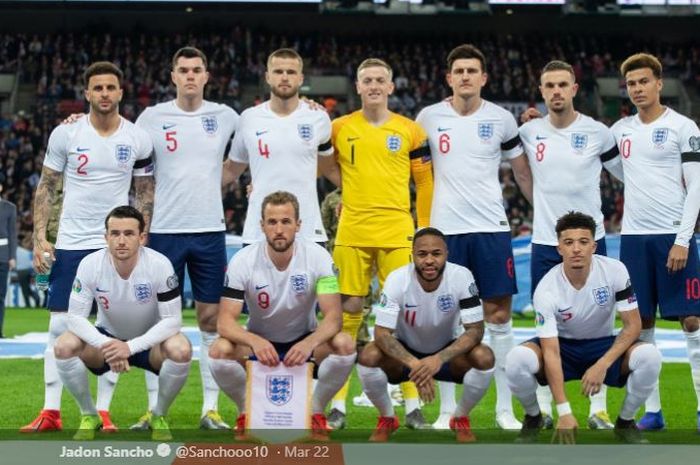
[386,135,402,152]
[134,283,153,303]
[266,375,293,406]
[571,133,588,151]
[290,274,309,295]
[652,128,668,147]
[201,116,218,135]
[298,124,313,142]
[115,145,132,166]
[592,286,610,307]
[478,122,494,141]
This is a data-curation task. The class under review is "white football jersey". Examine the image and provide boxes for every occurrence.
[222,240,336,343]
[44,117,154,250]
[534,255,637,340]
[229,101,332,243]
[612,108,700,243]
[520,113,617,245]
[416,100,524,234]
[375,262,483,354]
[136,100,239,233]
[68,247,182,353]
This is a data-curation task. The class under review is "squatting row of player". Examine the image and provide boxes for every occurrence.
[21,43,700,443]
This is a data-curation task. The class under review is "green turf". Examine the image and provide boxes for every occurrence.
[1,308,698,443]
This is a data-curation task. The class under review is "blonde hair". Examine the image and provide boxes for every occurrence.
[357,58,393,81]
[620,53,662,79]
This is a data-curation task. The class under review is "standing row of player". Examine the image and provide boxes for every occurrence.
[22,41,700,441]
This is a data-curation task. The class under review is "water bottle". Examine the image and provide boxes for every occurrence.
[36,252,52,292]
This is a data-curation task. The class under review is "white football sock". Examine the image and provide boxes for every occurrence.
[357,364,394,417]
[209,357,247,413]
[438,381,457,414]
[153,360,191,417]
[487,320,516,414]
[684,329,700,411]
[455,368,494,417]
[589,385,608,416]
[145,370,159,411]
[43,312,67,410]
[639,328,662,413]
[199,331,219,416]
[56,356,96,415]
[313,353,356,414]
[620,344,662,420]
[96,370,119,411]
[536,385,553,416]
[505,345,540,417]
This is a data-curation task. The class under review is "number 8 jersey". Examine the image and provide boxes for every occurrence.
[44,116,153,250]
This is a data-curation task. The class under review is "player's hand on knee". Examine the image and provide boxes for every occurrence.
[409,355,441,387]
[109,360,130,373]
[283,340,313,367]
[666,244,689,273]
[581,363,607,396]
[552,414,578,445]
[61,113,85,125]
[520,107,543,124]
[417,378,436,403]
[101,339,131,364]
[251,338,279,367]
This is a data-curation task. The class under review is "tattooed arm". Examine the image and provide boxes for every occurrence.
[133,176,155,233]
[374,325,418,368]
[436,321,484,364]
[32,166,62,272]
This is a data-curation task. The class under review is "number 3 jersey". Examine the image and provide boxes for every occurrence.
[222,240,337,343]
[44,117,153,250]
[136,100,239,233]
[533,255,637,340]
[375,262,483,354]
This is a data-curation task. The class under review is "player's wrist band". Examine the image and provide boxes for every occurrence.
[556,402,572,416]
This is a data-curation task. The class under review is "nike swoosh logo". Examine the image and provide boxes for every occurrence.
[535,135,547,141]
[347,137,360,142]
[96,287,109,293]
[255,284,269,290]
[622,133,632,137]
[76,147,90,152]
[162,124,176,130]
[256,130,268,136]
[556,307,572,313]
[405,304,418,308]
[437,127,451,132]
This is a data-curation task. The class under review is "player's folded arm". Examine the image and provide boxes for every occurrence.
[126,292,183,355]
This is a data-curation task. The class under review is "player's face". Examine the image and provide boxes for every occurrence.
[413,234,448,283]
[266,57,304,100]
[261,202,301,253]
[105,217,146,262]
[171,56,209,99]
[556,228,596,271]
[85,74,122,116]
[356,66,394,108]
[539,70,578,114]
[446,58,487,99]
[625,67,662,111]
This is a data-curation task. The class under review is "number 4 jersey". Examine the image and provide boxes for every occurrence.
[44,116,153,250]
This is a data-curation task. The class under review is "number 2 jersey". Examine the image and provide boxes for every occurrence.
[43,116,153,250]
[136,100,239,233]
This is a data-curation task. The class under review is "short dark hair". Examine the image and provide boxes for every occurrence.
[261,191,300,220]
[267,48,303,71]
[172,46,208,70]
[541,60,575,80]
[105,206,145,233]
[620,52,662,79]
[413,227,446,246]
[83,61,123,87]
[555,211,596,238]
[446,44,486,73]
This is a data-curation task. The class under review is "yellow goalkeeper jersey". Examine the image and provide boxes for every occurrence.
[332,110,433,248]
